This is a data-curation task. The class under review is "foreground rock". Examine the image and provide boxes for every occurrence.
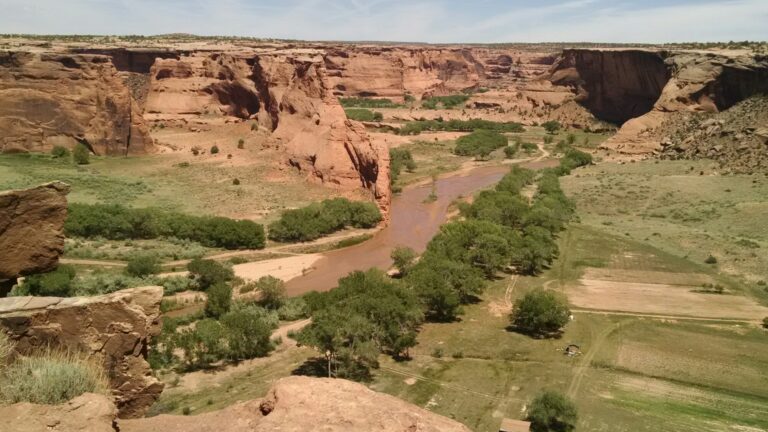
[0,182,69,290]
[121,376,472,432]
[0,286,164,418]
[0,393,116,432]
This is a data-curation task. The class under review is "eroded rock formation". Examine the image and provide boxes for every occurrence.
[145,50,391,216]
[0,286,164,418]
[0,52,153,155]
[0,182,69,285]
[549,48,768,154]
[120,376,472,432]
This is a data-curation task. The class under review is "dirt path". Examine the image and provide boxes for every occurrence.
[566,322,619,399]
[504,275,519,309]
[571,308,761,324]
[59,258,127,267]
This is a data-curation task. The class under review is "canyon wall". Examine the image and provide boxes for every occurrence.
[0,52,153,155]
[0,286,164,419]
[549,49,768,154]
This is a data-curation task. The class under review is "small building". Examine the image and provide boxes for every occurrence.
[499,418,531,432]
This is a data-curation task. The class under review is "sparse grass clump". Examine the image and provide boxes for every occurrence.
[0,351,107,405]
[422,95,470,110]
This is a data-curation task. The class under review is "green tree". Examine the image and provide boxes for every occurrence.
[205,282,232,318]
[256,275,286,310]
[511,289,571,337]
[542,121,562,135]
[125,254,160,277]
[72,143,90,165]
[391,246,417,276]
[175,319,226,370]
[528,391,578,432]
[221,307,275,361]
[187,259,234,290]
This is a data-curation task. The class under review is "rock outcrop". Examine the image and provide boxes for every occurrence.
[0,286,164,418]
[0,52,153,155]
[324,47,482,101]
[549,48,768,154]
[145,50,391,217]
[0,182,69,284]
[0,393,117,432]
[120,376,472,432]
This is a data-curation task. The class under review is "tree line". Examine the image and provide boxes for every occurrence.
[267,198,382,243]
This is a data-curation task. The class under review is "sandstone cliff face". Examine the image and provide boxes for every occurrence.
[0,287,164,419]
[120,376,472,432]
[324,47,482,101]
[549,49,768,153]
[145,50,391,217]
[0,52,153,155]
[0,182,69,281]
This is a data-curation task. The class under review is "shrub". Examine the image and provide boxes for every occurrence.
[175,318,227,370]
[763,317,768,329]
[72,143,90,165]
[542,120,562,135]
[255,276,286,310]
[65,203,265,250]
[391,246,417,276]
[0,351,107,405]
[125,254,161,277]
[339,97,401,108]
[522,141,538,154]
[454,130,508,158]
[268,198,381,243]
[398,119,524,135]
[277,297,308,321]
[51,145,70,158]
[21,265,77,297]
[528,391,578,432]
[705,255,718,264]
[344,108,383,122]
[188,259,234,291]
[221,307,275,361]
[232,178,240,185]
[511,289,571,337]
[390,148,417,186]
[0,332,14,366]
[431,347,444,358]
[210,145,219,154]
[205,282,232,318]
[503,145,518,159]
[237,139,245,149]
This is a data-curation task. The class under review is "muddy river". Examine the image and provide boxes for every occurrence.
[285,159,556,296]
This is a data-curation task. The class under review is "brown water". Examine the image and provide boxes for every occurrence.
[285,159,557,296]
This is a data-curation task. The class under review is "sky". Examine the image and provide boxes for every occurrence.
[1,0,766,43]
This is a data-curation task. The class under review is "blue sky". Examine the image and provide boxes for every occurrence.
[1,0,766,43]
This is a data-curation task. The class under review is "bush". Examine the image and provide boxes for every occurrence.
[268,198,381,243]
[528,391,578,432]
[542,120,562,135]
[188,259,234,291]
[21,265,77,297]
[339,97,401,108]
[232,178,240,185]
[51,145,70,158]
[511,289,571,337]
[0,332,14,366]
[398,119,524,135]
[391,246,417,276]
[210,145,219,154]
[255,276,286,310]
[705,255,718,264]
[763,317,768,329]
[175,318,227,370]
[390,148,417,186]
[237,139,245,149]
[344,108,383,122]
[72,143,90,165]
[503,145,518,159]
[454,130,508,158]
[65,203,265,250]
[221,306,276,361]
[0,351,107,405]
[277,297,308,321]
[125,254,161,277]
[205,282,232,318]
